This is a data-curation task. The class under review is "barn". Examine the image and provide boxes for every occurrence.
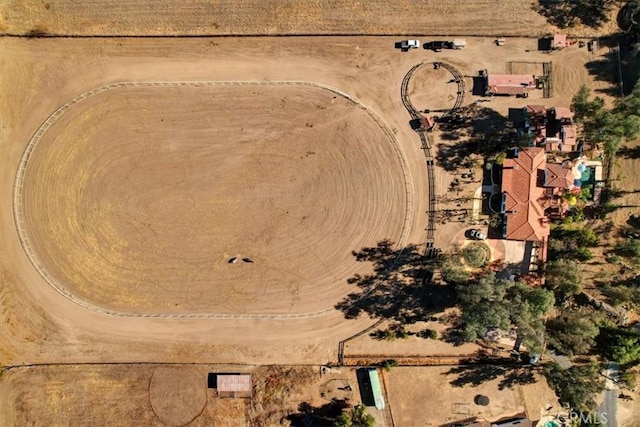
[208,373,252,396]
[485,74,535,96]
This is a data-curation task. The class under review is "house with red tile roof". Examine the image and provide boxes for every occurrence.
[545,163,574,189]
[500,147,550,243]
[497,147,577,262]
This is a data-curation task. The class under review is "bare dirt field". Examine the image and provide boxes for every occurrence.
[0,364,253,426]
[19,83,408,314]
[0,1,618,37]
[385,366,525,427]
[0,364,363,427]
[0,34,623,424]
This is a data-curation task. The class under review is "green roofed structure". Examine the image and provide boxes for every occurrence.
[367,368,385,410]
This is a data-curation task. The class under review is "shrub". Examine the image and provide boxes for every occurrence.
[616,238,640,257]
[381,359,398,372]
[441,263,471,284]
[461,243,489,268]
[417,329,438,339]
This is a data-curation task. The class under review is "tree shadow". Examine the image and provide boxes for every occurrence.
[618,2,640,35]
[618,144,640,159]
[584,49,623,97]
[436,107,514,172]
[533,0,613,29]
[584,36,640,97]
[440,323,469,346]
[335,240,454,322]
[618,37,640,96]
[444,362,538,390]
[287,399,350,427]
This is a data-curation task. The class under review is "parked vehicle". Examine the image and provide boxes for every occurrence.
[424,40,453,51]
[452,39,466,49]
[470,229,487,240]
[401,40,420,49]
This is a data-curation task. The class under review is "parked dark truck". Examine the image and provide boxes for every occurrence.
[424,41,452,51]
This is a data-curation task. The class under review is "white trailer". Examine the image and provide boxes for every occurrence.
[452,39,466,49]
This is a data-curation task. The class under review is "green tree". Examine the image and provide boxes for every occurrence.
[334,405,375,427]
[508,281,555,354]
[456,272,554,353]
[571,84,640,162]
[615,238,640,257]
[597,327,640,366]
[545,259,583,300]
[546,310,600,356]
[572,85,599,122]
[614,79,640,127]
[601,284,640,307]
[543,363,605,412]
[548,226,598,261]
[441,260,471,284]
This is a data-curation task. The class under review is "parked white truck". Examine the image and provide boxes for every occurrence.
[401,39,420,49]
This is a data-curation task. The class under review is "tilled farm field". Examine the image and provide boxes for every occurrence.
[0,0,618,37]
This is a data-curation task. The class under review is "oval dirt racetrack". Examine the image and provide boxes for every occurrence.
[18,83,411,315]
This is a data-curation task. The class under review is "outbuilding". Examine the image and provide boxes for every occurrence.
[485,74,535,96]
[208,373,252,397]
[367,368,385,410]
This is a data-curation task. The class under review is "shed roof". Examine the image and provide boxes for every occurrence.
[491,85,528,95]
[561,125,577,149]
[487,74,535,87]
[216,374,251,392]
[367,368,385,410]
[553,34,569,48]
[554,107,574,121]
[486,75,535,95]
[526,104,546,116]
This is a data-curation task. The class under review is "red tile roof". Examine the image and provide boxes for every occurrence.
[501,148,550,242]
[487,74,535,95]
[561,125,576,148]
[554,107,574,121]
[527,104,546,116]
[554,34,570,48]
[545,163,574,188]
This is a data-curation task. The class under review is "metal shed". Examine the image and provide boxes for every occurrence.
[367,368,385,410]
[216,374,252,393]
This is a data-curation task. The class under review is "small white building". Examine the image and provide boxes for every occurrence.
[213,374,252,396]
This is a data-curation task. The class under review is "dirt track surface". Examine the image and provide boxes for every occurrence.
[19,83,408,315]
[0,0,615,37]
[0,28,623,426]
[0,37,438,370]
[0,36,611,371]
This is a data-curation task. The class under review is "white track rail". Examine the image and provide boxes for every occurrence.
[13,80,415,319]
